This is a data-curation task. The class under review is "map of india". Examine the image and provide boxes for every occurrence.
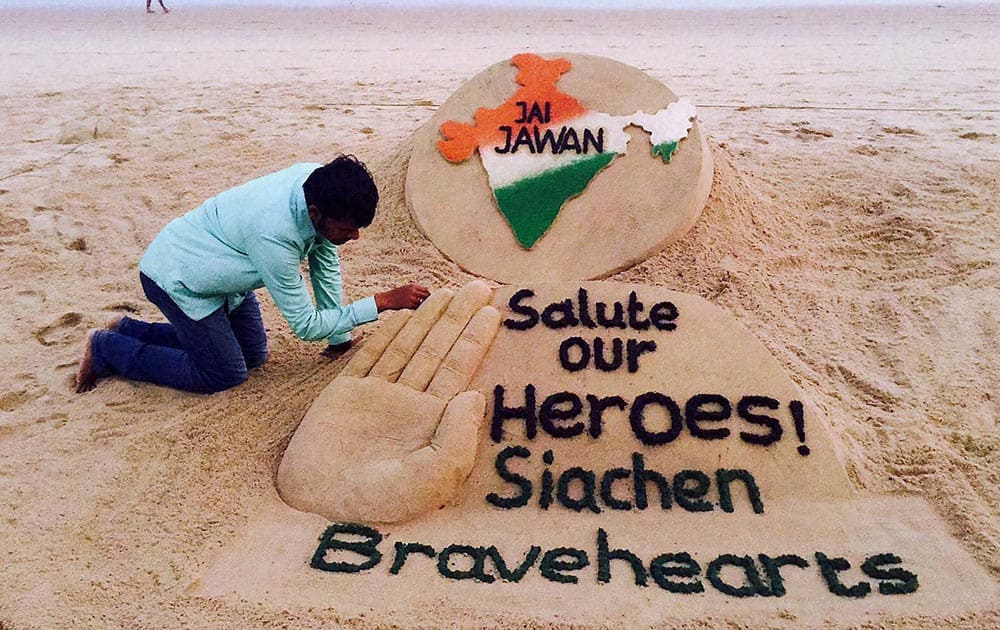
[438,53,697,249]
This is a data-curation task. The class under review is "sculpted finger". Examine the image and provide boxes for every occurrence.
[342,310,412,377]
[426,305,502,400]
[397,280,492,392]
[337,391,485,523]
[369,288,454,382]
[433,390,485,452]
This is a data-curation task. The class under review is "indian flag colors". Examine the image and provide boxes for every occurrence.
[439,53,697,249]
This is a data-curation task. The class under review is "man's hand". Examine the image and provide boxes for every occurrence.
[277,281,501,523]
[375,283,431,312]
[320,340,353,360]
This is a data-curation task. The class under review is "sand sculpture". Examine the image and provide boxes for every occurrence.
[279,281,853,526]
[238,282,994,624]
[256,54,997,625]
[256,54,994,625]
[278,281,502,523]
[279,279,849,524]
[437,53,697,249]
[406,53,713,283]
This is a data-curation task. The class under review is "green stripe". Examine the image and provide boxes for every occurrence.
[652,140,679,163]
[493,152,617,249]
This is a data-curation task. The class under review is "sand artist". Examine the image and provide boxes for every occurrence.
[75,155,429,394]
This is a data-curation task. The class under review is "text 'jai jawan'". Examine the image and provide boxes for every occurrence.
[495,101,606,155]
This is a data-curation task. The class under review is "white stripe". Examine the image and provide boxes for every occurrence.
[627,98,697,148]
[481,112,631,190]
[478,100,698,190]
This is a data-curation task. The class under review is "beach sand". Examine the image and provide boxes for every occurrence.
[0,4,998,628]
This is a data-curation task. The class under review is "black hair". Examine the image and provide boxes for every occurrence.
[302,154,378,228]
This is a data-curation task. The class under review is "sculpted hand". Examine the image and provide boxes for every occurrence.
[277,281,501,523]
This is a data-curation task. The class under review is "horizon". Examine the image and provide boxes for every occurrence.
[4,0,998,9]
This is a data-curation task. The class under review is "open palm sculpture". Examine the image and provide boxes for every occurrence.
[277,281,501,523]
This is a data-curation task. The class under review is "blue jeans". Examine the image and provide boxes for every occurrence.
[90,272,269,393]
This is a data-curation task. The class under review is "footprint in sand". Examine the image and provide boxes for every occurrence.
[851,144,880,156]
[0,213,30,238]
[30,204,87,250]
[33,312,84,347]
[791,121,833,140]
[94,209,145,249]
[9,289,47,314]
[102,301,142,315]
[881,125,921,136]
[958,131,997,140]
[0,388,32,412]
[0,373,47,414]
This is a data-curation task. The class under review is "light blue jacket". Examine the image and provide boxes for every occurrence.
[139,163,378,345]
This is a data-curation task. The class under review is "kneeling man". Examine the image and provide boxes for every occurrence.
[76,155,428,394]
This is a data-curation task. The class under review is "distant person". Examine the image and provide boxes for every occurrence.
[75,155,430,394]
[146,0,169,13]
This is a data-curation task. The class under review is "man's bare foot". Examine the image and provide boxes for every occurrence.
[75,329,100,393]
[146,8,155,13]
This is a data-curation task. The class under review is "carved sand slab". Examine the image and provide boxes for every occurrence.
[194,496,995,626]
[198,282,996,626]
[406,54,713,283]
[467,283,852,504]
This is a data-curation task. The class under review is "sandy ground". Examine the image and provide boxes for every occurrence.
[0,4,998,628]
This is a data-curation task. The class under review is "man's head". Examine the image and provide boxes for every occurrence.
[303,154,378,245]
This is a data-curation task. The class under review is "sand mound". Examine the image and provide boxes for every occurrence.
[406,53,712,283]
